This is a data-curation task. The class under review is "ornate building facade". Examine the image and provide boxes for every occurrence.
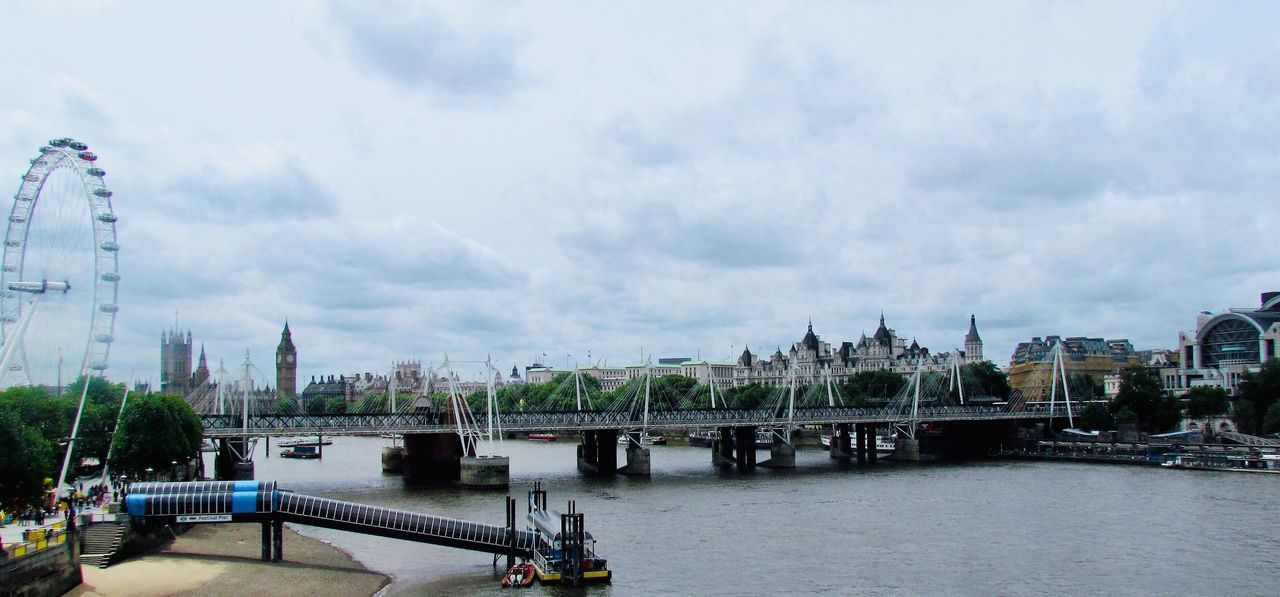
[160,328,206,394]
[731,315,982,386]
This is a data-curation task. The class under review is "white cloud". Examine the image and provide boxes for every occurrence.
[0,2,1276,387]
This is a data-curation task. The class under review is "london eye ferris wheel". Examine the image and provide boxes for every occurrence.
[0,138,119,389]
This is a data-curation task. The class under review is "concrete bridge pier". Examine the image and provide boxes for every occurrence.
[403,433,462,484]
[213,438,254,480]
[618,431,651,476]
[759,429,795,469]
[892,436,921,461]
[712,426,735,467]
[577,430,619,476]
[461,455,510,489]
[381,445,405,474]
[830,423,853,460]
[733,426,758,470]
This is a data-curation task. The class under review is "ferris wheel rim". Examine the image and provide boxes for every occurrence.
[0,138,119,386]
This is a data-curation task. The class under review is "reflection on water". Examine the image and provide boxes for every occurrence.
[208,436,1280,595]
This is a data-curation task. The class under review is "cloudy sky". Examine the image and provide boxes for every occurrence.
[2,1,1276,387]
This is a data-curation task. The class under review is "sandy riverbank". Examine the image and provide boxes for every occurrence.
[66,523,390,597]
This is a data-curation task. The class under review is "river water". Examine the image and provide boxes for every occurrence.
[212,436,1280,595]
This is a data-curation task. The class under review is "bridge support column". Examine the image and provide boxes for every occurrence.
[260,521,272,562]
[760,430,795,469]
[892,436,921,461]
[712,427,735,467]
[272,518,283,561]
[381,445,405,474]
[577,430,618,476]
[214,438,254,480]
[403,433,461,484]
[867,424,879,464]
[830,423,853,460]
[855,424,868,464]
[461,455,509,489]
[734,426,757,470]
[618,432,651,476]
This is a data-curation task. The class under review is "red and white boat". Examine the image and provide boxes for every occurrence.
[501,562,537,587]
[527,433,558,442]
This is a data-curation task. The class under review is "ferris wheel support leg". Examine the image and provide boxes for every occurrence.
[56,372,95,496]
[0,296,40,380]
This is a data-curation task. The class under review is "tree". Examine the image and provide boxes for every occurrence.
[60,376,126,466]
[306,396,326,415]
[1236,360,1280,435]
[840,370,907,403]
[274,395,299,414]
[1110,366,1180,433]
[325,397,348,414]
[0,409,55,507]
[962,361,1011,400]
[1067,373,1102,401]
[1265,402,1280,436]
[1184,386,1229,419]
[723,383,771,409]
[109,393,203,478]
[1077,402,1115,431]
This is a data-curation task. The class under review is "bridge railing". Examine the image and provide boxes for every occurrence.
[202,403,1071,437]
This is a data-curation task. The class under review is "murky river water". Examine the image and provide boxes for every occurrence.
[208,436,1280,595]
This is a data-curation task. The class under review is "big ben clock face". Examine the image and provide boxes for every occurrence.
[286,355,295,364]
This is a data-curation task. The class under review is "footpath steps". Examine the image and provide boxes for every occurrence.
[80,523,125,568]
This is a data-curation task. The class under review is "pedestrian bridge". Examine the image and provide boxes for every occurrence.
[201,403,1068,438]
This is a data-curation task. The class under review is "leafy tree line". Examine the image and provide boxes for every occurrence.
[1073,361,1280,435]
[0,379,202,508]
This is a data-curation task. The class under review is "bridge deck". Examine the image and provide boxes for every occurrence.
[203,404,1068,438]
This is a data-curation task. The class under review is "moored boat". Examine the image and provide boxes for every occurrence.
[527,433,558,442]
[278,437,333,448]
[280,446,320,459]
[501,562,537,587]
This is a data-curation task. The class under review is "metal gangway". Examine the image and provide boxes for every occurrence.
[1217,431,1280,447]
[125,481,536,558]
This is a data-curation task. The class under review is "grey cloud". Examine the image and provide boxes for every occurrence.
[160,160,336,223]
[327,2,522,100]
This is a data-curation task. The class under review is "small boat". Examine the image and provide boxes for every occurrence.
[527,433,558,442]
[278,437,333,448]
[820,434,898,455]
[280,446,321,459]
[618,434,666,446]
[501,562,537,587]
[687,430,715,447]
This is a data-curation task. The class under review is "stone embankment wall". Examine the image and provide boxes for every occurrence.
[0,530,82,597]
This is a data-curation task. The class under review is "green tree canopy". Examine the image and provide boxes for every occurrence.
[840,369,907,403]
[109,393,203,478]
[1067,373,1103,401]
[1264,402,1280,435]
[962,361,1011,400]
[0,409,55,507]
[325,396,348,414]
[1184,386,1230,419]
[1076,401,1115,431]
[1235,360,1280,435]
[1110,366,1180,433]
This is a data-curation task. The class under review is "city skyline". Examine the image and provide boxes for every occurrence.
[2,3,1277,386]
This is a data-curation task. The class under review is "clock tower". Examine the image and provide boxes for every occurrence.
[276,321,297,398]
